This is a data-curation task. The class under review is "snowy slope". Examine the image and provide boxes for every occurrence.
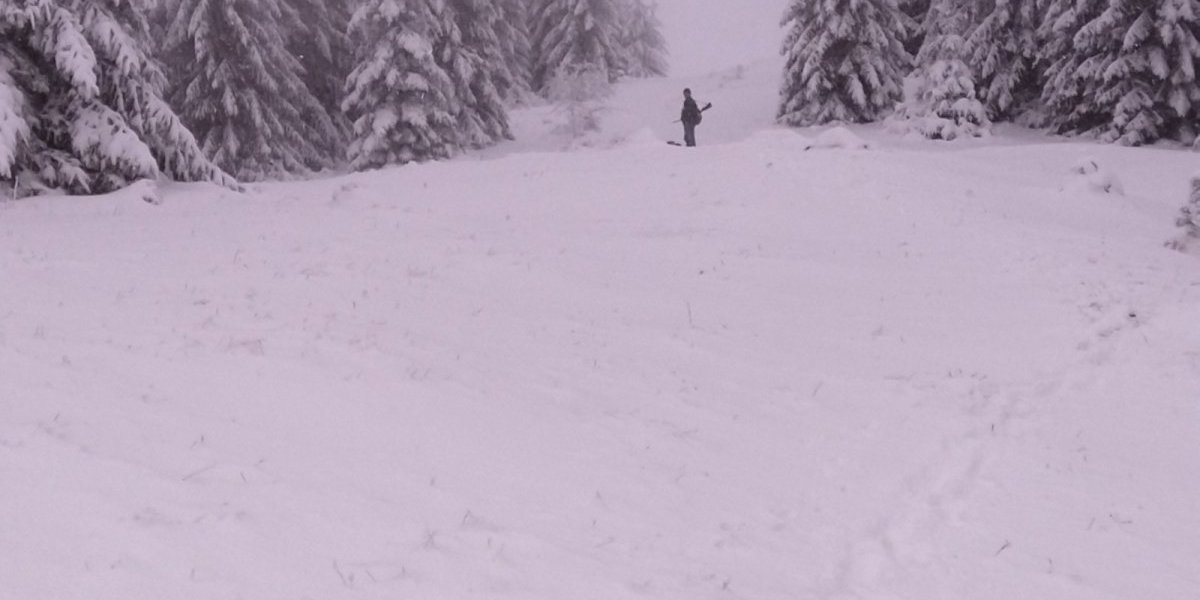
[486,58,784,154]
[3,75,1200,600]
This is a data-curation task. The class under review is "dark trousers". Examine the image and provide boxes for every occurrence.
[683,123,696,147]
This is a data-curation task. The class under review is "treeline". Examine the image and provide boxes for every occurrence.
[0,0,667,196]
[779,0,1200,145]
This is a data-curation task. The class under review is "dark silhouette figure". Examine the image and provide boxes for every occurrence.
[681,88,702,147]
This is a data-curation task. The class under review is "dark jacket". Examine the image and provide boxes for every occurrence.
[681,97,702,126]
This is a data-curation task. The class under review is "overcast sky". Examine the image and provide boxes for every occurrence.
[653,0,791,78]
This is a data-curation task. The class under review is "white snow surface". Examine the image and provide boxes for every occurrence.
[3,65,1200,600]
[805,126,871,150]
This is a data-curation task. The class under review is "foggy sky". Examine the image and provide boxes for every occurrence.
[653,0,791,78]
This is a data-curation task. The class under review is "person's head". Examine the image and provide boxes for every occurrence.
[683,88,692,97]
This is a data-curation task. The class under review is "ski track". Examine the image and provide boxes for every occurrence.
[825,249,1200,600]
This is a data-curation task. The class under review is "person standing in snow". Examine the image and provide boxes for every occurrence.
[680,88,703,147]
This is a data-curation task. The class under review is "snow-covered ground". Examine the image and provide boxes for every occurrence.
[3,63,1200,600]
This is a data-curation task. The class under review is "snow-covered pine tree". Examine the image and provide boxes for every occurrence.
[1,0,235,196]
[1184,173,1200,220]
[890,0,989,139]
[778,0,912,126]
[616,0,668,78]
[891,58,991,139]
[898,0,932,56]
[1167,174,1200,250]
[442,0,513,146]
[494,0,534,102]
[915,0,975,64]
[530,0,626,92]
[543,62,612,142]
[1039,0,1106,131]
[286,0,353,147]
[343,0,462,170]
[1041,0,1200,145]
[0,52,32,191]
[1182,175,1200,233]
[962,0,1042,121]
[161,0,342,180]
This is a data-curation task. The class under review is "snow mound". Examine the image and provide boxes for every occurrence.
[805,126,872,150]
[744,128,814,153]
[1064,157,1124,196]
[886,109,992,142]
[110,178,161,205]
[620,127,665,147]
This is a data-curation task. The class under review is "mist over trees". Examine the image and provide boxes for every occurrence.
[529,0,626,92]
[617,0,669,78]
